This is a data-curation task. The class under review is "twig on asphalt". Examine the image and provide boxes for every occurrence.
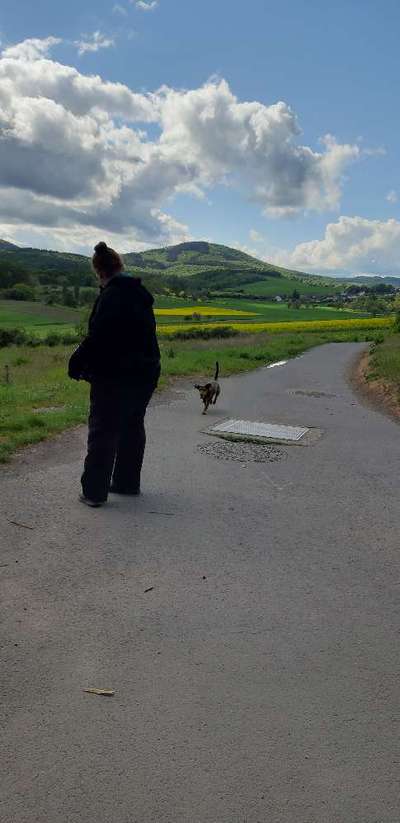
[7,519,35,530]
[146,511,175,516]
[83,688,115,697]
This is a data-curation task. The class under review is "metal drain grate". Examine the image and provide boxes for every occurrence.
[198,440,286,463]
[209,419,309,443]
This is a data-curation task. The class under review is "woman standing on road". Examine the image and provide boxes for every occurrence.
[68,242,160,508]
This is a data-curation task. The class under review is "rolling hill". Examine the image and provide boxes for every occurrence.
[344,275,400,287]
[0,239,341,297]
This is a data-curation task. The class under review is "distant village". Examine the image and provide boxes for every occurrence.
[267,281,399,315]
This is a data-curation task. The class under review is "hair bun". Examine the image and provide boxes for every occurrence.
[94,241,108,253]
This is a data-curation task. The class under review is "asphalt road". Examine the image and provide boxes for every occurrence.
[1,343,399,823]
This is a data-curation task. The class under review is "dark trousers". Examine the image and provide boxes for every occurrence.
[81,376,158,502]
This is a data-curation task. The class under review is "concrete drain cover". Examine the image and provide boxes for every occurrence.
[198,440,286,463]
[208,418,309,444]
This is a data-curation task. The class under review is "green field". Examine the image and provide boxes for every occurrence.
[193,297,365,324]
[0,297,366,337]
[229,278,342,298]
[0,300,80,336]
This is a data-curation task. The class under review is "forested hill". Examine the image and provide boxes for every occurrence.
[125,241,313,281]
[0,239,339,298]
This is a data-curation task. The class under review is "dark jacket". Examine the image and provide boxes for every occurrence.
[68,275,160,382]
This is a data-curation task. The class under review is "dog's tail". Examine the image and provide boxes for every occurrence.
[214,361,219,381]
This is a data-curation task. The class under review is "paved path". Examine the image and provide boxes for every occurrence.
[1,343,399,823]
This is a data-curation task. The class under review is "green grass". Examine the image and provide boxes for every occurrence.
[0,328,385,462]
[153,295,190,308]
[230,278,342,297]
[367,332,400,388]
[0,347,89,462]
[0,300,81,336]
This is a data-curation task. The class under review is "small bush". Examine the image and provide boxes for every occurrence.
[0,328,29,347]
[168,326,240,341]
[43,333,62,347]
[1,283,36,301]
[12,356,30,366]
[61,333,79,345]
[42,331,78,347]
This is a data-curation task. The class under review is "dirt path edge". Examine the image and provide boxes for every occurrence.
[350,346,400,422]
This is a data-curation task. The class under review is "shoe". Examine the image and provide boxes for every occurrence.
[109,484,140,496]
[79,494,105,508]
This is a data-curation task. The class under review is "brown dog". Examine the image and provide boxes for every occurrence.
[195,362,220,414]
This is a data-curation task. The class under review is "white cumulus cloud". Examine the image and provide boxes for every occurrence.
[157,81,361,216]
[277,216,400,276]
[74,31,115,56]
[0,38,369,253]
[2,37,61,60]
[135,1,159,10]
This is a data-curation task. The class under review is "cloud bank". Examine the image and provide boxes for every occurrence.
[0,37,363,252]
[278,216,400,276]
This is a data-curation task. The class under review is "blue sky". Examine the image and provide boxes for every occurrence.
[0,0,399,274]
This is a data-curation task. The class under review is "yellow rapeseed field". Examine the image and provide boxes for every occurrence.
[157,317,393,335]
[154,306,257,316]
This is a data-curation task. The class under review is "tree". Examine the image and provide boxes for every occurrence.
[363,295,389,316]
[2,283,36,301]
[393,296,400,331]
[61,285,77,307]
[371,283,395,295]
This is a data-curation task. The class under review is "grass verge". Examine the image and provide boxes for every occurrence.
[367,332,400,389]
